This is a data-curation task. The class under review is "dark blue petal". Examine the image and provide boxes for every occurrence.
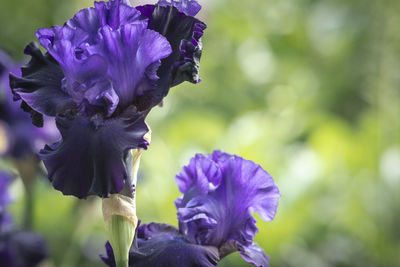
[101,222,219,267]
[9,43,75,122]
[40,107,148,198]
[135,3,206,111]
[100,242,116,267]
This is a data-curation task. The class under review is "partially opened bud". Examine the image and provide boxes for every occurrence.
[102,194,138,230]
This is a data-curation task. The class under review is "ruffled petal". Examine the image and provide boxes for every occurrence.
[101,222,219,267]
[175,154,222,195]
[176,151,280,263]
[40,107,148,198]
[135,3,206,111]
[35,25,116,115]
[238,243,270,267]
[94,0,143,29]
[157,0,202,16]
[9,43,74,121]
[88,22,171,109]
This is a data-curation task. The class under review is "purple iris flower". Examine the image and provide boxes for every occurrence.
[9,0,206,198]
[0,230,48,267]
[0,50,56,158]
[0,171,48,267]
[101,151,280,267]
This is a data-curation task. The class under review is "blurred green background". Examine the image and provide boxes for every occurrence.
[0,0,399,266]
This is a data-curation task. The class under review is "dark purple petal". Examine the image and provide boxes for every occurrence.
[0,230,48,267]
[157,0,202,16]
[101,222,219,267]
[9,43,74,122]
[100,242,116,267]
[40,107,148,198]
[176,151,280,265]
[135,3,206,111]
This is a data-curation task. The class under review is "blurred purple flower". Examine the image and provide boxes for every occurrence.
[0,171,12,209]
[0,172,48,267]
[0,50,57,159]
[102,151,280,267]
[0,171,13,227]
[9,0,206,199]
[0,231,48,267]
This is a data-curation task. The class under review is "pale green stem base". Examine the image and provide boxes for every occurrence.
[106,215,135,267]
[116,259,129,267]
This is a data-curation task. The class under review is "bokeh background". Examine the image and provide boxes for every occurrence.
[0,0,399,266]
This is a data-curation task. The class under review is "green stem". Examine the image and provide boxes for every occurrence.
[23,186,34,229]
[107,215,134,267]
[14,156,39,230]
[116,259,129,267]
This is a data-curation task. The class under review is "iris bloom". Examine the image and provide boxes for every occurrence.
[0,50,56,158]
[9,0,206,198]
[0,171,48,267]
[101,151,281,267]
